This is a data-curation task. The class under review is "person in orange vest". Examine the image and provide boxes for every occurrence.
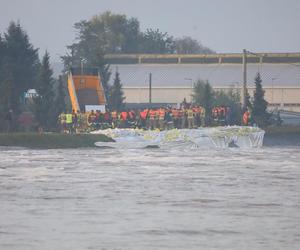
[128,110,136,128]
[218,106,226,125]
[225,107,231,125]
[155,109,160,129]
[111,110,118,128]
[158,107,166,130]
[193,106,201,127]
[172,108,179,129]
[165,108,173,129]
[212,107,219,125]
[200,107,206,126]
[149,109,157,130]
[80,111,88,131]
[87,110,97,130]
[103,110,111,129]
[181,108,187,129]
[139,109,148,129]
[243,109,251,126]
[95,110,102,129]
[187,107,194,129]
[120,110,128,128]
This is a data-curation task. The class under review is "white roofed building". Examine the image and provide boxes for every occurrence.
[106,53,300,111]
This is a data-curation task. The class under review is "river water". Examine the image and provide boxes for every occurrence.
[0,146,299,250]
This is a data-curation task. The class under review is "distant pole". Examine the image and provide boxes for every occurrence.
[149,73,152,104]
[242,49,247,110]
[184,78,193,102]
[271,77,278,105]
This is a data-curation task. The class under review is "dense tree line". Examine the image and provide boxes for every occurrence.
[62,11,215,106]
[63,11,214,60]
[192,73,272,127]
[2,14,272,132]
[2,11,215,131]
[192,79,241,125]
[0,22,65,132]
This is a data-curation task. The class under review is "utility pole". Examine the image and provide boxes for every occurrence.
[242,49,247,111]
[149,73,152,104]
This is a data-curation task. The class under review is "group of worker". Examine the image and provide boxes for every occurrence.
[58,105,233,133]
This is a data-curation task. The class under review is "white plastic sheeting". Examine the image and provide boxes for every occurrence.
[93,126,265,149]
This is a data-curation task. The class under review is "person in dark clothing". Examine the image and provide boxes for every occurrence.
[5,109,14,132]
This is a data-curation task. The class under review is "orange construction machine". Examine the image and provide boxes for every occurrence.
[67,68,106,112]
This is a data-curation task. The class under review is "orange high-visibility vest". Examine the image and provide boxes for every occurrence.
[149,110,156,120]
[159,109,165,119]
[187,109,194,118]
[121,112,128,121]
[111,111,118,119]
[140,110,148,120]
[243,111,250,125]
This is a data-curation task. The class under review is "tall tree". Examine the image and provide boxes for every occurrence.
[139,29,175,54]
[192,79,215,125]
[33,51,55,130]
[2,21,39,113]
[0,34,4,68]
[252,72,270,127]
[0,35,7,121]
[61,12,141,94]
[214,89,241,125]
[108,71,125,111]
[51,75,66,123]
[245,88,252,111]
[175,36,215,54]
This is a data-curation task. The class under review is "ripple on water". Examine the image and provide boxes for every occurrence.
[0,146,299,250]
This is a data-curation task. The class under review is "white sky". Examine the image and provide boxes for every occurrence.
[0,0,300,62]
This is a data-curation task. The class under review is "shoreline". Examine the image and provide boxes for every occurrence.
[0,133,113,149]
[0,126,299,149]
[263,126,300,147]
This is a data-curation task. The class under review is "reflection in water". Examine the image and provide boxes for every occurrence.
[0,146,299,250]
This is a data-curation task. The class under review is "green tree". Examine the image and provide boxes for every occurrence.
[53,75,66,118]
[245,88,252,111]
[0,63,14,131]
[139,29,175,54]
[2,21,39,113]
[174,36,215,54]
[108,71,125,111]
[61,12,139,94]
[192,79,214,125]
[0,22,39,131]
[0,35,8,126]
[0,34,5,70]
[252,72,270,127]
[75,11,141,54]
[214,89,241,125]
[32,51,56,130]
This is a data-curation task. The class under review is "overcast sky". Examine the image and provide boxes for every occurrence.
[1,0,299,62]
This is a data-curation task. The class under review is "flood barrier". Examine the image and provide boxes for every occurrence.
[93,126,265,149]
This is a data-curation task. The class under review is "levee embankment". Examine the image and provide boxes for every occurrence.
[0,126,299,149]
[264,126,300,147]
[0,133,113,149]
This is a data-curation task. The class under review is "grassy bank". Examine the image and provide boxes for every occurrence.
[0,133,113,149]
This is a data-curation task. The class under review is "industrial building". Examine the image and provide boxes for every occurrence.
[106,53,300,111]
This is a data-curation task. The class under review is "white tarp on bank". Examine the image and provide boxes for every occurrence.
[93,126,265,149]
